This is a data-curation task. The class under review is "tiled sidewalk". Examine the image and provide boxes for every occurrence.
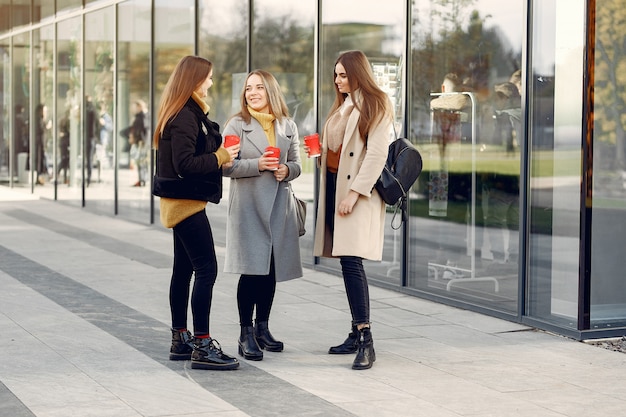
[1,186,625,417]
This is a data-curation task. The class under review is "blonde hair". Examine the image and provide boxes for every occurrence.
[153,56,212,149]
[236,69,289,123]
[328,50,391,141]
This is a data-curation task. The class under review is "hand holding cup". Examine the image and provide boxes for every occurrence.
[304,133,321,158]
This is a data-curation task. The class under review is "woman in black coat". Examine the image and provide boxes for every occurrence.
[152,55,240,370]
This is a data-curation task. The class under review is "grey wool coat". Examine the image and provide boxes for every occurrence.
[222,116,303,281]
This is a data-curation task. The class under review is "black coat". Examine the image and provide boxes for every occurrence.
[153,98,223,203]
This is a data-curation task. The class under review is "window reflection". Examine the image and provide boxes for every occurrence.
[527,0,584,328]
[56,16,82,203]
[117,0,154,220]
[320,0,405,281]
[590,0,626,328]
[409,0,523,312]
[84,7,114,212]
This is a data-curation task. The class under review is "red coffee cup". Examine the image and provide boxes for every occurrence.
[304,133,321,158]
[265,146,280,170]
[224,134,240,148]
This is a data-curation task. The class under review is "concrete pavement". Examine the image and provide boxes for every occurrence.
[1,185,625,417]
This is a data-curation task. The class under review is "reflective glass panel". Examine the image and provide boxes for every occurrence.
[12,32,33,189]
[33,0,55,24]
[56,16,82,204]
[117,0,153,221]
[590,0,626,329]
[84,7,114,211]
[319,0,405,282]
[0,39,9,181]
[11,0,31,29]
[251,0,316,261]
[408,0,524,312]
[527,0,584,328]
[32,25,55,199]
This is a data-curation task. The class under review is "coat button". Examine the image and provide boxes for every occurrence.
[347,175,351,179]
[349,152,354,156]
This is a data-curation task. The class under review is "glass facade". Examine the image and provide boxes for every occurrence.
[1,0,624,340]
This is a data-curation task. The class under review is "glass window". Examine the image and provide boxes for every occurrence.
[0,0,10,34]
[32,25,55,198]
[590,0,626,329]
[56,16,83,203]
[117,0,153,221]
[33,0,55,24]
[84,7,114,210]
[319,0,406,281]
[251,0,316,260]
[408,1,524,313]
[12,32,33,189]
[527,0,584,328]
[11,0,31,29]
[56,0,82,15]
[0,40,10,182]
[198,0,247,126]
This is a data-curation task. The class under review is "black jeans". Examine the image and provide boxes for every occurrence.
[237,254,277,327]
[170,210,218,336]
[326,170,370,325]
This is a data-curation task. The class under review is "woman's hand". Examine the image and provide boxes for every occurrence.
[273,164,289,182]
[338,190,359,216]
[224,143,240,162]
[258,150,279,171]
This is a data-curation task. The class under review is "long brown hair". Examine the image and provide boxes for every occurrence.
[327,50,391,141]
[153,56,212,149]
[234,69,290,124]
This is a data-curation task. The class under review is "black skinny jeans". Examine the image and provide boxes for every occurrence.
[326,171,371,325]
[170,210,218,337]
[237,255,277,327]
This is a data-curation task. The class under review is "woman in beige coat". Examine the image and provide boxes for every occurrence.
[312,50,392,370]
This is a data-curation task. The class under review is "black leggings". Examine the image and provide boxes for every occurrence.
[237,254,277,327]
[170,211,218,336]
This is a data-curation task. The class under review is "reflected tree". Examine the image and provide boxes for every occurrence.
[594,1,626,170]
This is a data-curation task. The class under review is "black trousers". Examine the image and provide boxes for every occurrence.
[326,170,371,325]
[170,210,218,336]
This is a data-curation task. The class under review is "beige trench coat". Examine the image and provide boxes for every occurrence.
[313,92,391,261]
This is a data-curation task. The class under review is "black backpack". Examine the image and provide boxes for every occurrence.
[374,137,423,228]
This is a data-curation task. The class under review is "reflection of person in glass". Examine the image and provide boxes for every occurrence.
[85,96,99,186]
[57,108,71,185]
[312,50,392,370]
[222,70,303,361]
[122,100,149,186]
[152,55,240,370]
[34,104,52,185]
[13,104,28,176]
[486,81,521,265]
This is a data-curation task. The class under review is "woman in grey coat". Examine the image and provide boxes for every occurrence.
[223,70,303,361]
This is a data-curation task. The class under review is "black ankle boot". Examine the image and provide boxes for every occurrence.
[238,326,263,360]
[352,327,375,370]
[328,324,358,354]
[169,329,194,361]
[255,320,284,352]
[191,337,239,370]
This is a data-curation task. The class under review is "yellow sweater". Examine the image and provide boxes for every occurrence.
[159,92,228,228]
[248,106,276,146]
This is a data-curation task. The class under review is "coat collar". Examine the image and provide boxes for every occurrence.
[241,117,294,154]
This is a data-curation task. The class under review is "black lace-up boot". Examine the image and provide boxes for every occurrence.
[191,337,239,370]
